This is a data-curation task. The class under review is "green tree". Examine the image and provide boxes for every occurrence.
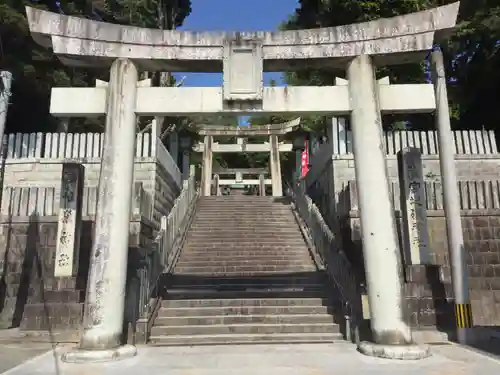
[446,0,500,130]
[0,0,192,134]
[280,0,500,132]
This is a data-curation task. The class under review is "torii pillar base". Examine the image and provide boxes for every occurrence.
[62,345,137,364]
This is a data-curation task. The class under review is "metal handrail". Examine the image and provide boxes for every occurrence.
[138,166,199,321]
[286,179,364,342]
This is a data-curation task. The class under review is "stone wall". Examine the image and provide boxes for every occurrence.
[331,155,500,211]
[2,159,179,229]
[345,209,500,330]
[1,131,183,229]
[0,213,155,341]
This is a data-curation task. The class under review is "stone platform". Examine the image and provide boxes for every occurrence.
[2,342,500,375]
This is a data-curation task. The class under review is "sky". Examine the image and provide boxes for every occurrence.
[175,0,299,88]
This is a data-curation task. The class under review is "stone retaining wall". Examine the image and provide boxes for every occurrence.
[346,209,500,330]
[0,214,155,340]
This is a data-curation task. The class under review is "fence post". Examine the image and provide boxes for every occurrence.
[0,72,12,152]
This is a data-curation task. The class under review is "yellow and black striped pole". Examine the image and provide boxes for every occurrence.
[455,303,473,329]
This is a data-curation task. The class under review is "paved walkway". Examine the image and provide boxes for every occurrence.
[0,341,56,374]
[2,342,500,375]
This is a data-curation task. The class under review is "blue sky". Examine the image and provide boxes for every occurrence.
[175,0,299,88]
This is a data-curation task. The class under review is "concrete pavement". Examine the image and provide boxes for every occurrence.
[2,342,500,375]
[0,341,55,373]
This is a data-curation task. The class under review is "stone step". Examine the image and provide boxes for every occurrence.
[192,215,295,220]
[27,290,84,303]
[186,242,306,249]
[4,275,79,290]
[174,264,315,272]
[161,297,329,309]
[186,232,303,239]
[19,302,83,330]
[189,223,297,228]
[177,259,313,266]
[194,212,293,217]
[195,204,292,209]
[156,331,344,346]
[187,228,300,234]
[148,332,343,346]
[181,250,309,256]
[179,249,310,256]
[198,197,287,202]
[197,198,289,203]
[4,285,83,302]
[181,249,309,256]
[178,256,311,263]
[154,314,335,326]
[172,269,318,277]
[192,213,295,218]
[164,288,327,302]
[175,259,313,268]
[167,283,325,292]
[188,227,298,232]
[157,305,331,317]
[168,274,325,286]
[182,245,308,251]
[150,322,339,336]
[190,221,296,227]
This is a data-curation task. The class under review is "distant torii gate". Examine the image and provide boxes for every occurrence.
[194,118,301,197]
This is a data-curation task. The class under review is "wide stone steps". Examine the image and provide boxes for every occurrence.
[148,196,341,346]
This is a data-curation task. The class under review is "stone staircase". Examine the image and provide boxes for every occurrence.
[149,196,343,345]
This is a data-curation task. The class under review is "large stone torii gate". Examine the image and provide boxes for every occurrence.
[24,3,465,362]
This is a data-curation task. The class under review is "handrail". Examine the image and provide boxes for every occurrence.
[285,179,364,342]
[137,165,199,339]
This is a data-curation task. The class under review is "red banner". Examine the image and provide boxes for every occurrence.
[300,140,309,177]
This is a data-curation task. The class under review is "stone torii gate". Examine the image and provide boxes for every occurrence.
[194,118,302,197]
[25,3,463,362]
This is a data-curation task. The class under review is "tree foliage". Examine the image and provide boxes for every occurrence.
[275,0,500,132]
[0,0,191,134]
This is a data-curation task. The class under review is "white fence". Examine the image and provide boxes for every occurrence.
[0,184,152,218]
[330,123,498,155]
[2,132,158,159]
[2,131,181,190]
[346,180,500,212]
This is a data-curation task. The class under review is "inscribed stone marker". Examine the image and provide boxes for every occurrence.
[399,148,430,265]
[54,163,84,277]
